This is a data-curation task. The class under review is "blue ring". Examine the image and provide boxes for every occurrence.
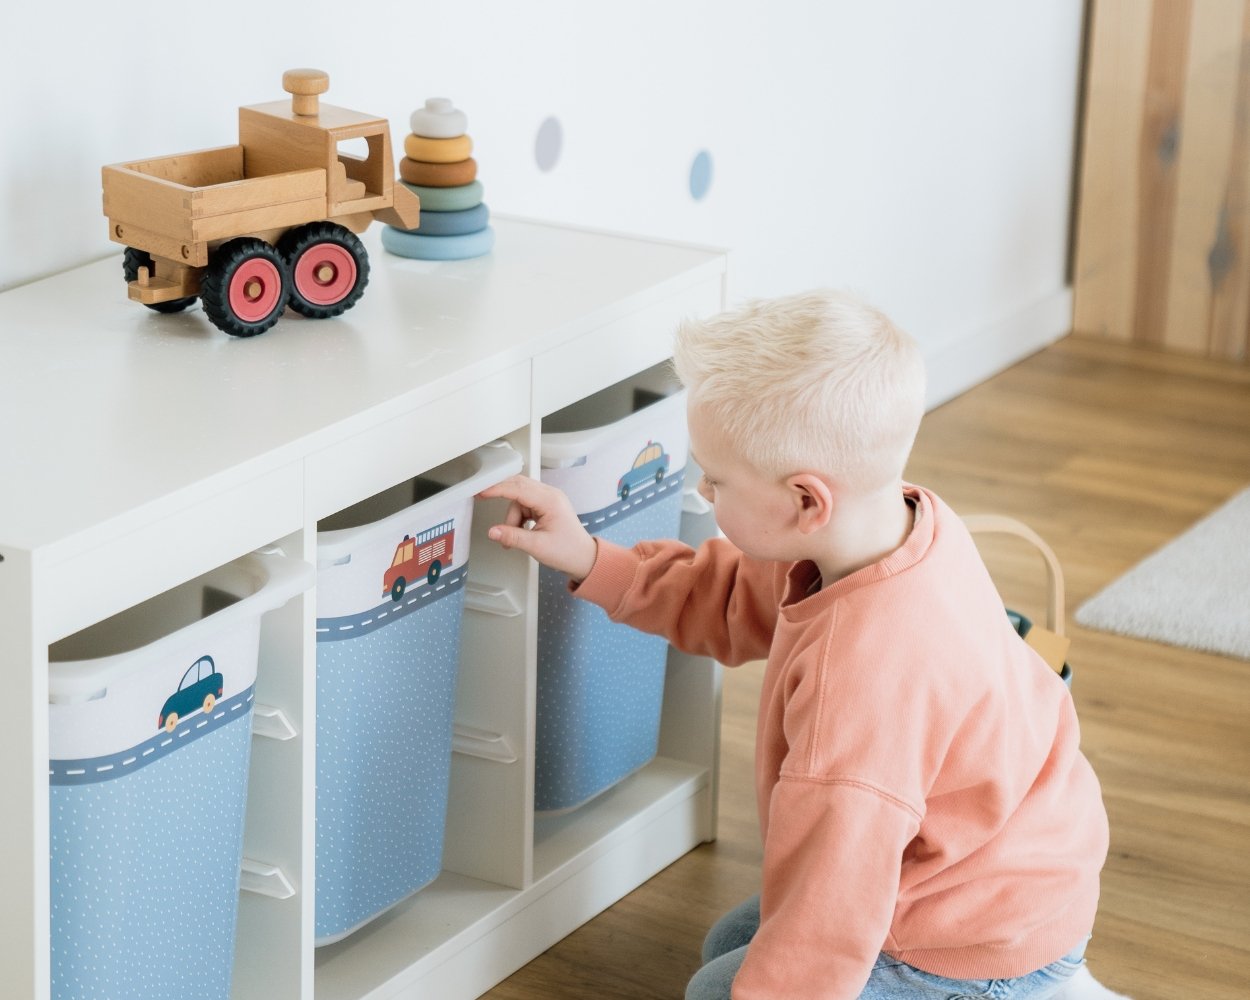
[401,180,484,212]
[411,203,490,236]
[383,225,495,261]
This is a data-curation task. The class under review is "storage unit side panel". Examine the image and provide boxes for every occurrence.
[0,547,49,1000]
[234,528,317,1000]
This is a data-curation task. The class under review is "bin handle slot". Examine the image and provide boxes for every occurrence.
[239,858,296,900]
[252,703,298,741]
[452,724,517,764]
[464,581,522,618]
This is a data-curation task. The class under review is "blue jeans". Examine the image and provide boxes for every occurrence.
[686,895,1087,1000]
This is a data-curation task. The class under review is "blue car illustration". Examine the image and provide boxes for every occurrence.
[617,441,669,500]
[159,655,223,732]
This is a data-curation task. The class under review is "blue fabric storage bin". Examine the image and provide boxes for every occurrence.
[314,442,521,945]
[47,551,312,1000]
[537,365,688,813]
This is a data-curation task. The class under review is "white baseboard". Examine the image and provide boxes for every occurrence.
[923,288,1073,411]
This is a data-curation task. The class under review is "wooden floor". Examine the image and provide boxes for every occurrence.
[484,336,1250,1000]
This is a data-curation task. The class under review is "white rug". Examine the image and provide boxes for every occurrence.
[1058,967,1134,999]
[1075,486,1250,660]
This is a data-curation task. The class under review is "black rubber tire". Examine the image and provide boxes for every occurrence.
[200,238,290,337]
[277,222,370,319]
[122,247,197,314]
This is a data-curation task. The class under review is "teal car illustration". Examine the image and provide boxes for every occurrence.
[159,655,224,732]
[617,441,669,500]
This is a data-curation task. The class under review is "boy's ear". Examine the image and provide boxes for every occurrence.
[786,473,834,533]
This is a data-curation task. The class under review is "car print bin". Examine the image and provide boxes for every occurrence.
[47,550,313,1000]
[537,362,688,813]
[313,441,522,945]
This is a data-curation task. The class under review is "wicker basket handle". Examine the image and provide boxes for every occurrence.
[961,514,1065,637]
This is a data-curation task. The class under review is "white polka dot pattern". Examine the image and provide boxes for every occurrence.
[50,709,253,1000]
[535,486,684,813]
[314,585,464,944]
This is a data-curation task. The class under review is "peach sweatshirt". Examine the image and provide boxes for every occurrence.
[573,486,1108,999]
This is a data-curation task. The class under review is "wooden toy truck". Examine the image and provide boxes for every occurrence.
[102,69,422,337]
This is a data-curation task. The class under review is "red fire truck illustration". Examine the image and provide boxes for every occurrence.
[383,519,454,601]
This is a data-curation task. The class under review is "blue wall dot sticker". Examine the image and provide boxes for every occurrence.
[689,150,713,201]
[535,116,563,172]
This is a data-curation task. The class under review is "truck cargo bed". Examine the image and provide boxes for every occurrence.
[103,144,328,264]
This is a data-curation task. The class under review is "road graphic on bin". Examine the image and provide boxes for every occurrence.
[49,686,256,786]
[577,469,686,536]
[316,563,468,642]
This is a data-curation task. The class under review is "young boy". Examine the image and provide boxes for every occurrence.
[480,290,1108,1000]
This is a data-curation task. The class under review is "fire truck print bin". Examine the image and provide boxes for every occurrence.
[384,519,453,600]
[313,441,521,945]
[537,363,689,813]
[47,551,313,1000]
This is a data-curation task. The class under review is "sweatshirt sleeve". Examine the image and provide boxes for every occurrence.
[732,777,922,999]
[571,536,781,667]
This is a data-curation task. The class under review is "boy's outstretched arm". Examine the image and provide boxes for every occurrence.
[482,475,778,666]
[478,475,598,582]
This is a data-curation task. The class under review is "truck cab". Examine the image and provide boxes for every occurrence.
[238,72,400,222]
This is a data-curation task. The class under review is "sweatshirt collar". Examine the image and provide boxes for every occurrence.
[779,485,933,619]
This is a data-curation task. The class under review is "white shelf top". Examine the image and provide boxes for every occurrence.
[0,217,725,553]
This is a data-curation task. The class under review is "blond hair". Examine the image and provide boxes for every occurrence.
[673,290,926,491]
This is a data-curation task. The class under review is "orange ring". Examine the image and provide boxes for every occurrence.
[403,133,473,163]
[399,157,478,187]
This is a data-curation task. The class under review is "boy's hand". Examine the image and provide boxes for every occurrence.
[478,475,598,582]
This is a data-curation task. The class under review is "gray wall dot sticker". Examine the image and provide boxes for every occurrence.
[535,116,563,172]
[689,150,713,201]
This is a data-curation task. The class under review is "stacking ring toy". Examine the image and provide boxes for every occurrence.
[409,98,468,139]
[382,225,495,261]
[404,133,473,163]
[399,157,478,187]
[401,180,484,213]
[412,203,490,237]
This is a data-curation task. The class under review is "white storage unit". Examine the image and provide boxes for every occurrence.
[0,217,726,999]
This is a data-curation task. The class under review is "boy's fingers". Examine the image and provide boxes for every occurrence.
[487,523,514,546]
[488,523,536,554]
[479,474,559,513]
[502,500,528,529]
[478,474,534,502]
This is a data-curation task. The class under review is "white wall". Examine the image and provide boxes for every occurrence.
[0,0,1084,405]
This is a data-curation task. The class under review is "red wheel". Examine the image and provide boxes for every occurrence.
[293,242,358,306]
[228,256,284,323]
[278,223,370,319]
[201,238,290,337]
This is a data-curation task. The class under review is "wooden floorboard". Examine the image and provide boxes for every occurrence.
[484,335,1250,1000]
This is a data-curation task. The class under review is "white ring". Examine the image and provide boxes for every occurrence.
[410,97,468,139]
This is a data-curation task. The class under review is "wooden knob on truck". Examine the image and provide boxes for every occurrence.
[283,68,330,116]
